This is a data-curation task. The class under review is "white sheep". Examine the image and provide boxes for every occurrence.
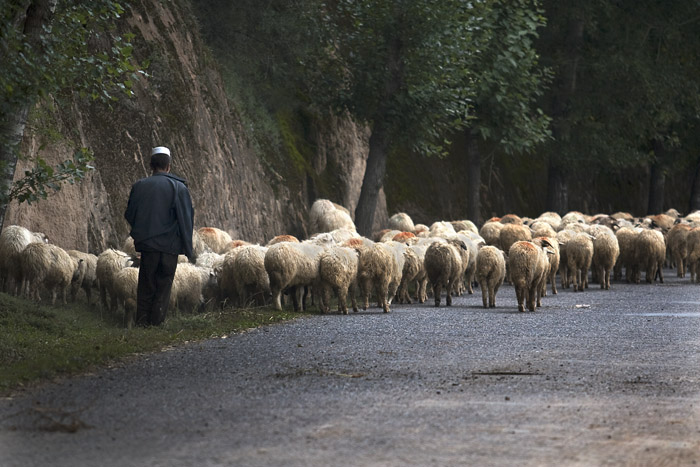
[388,212,415,233]
[309,199,356,233]
[508,240,551,312]
[0,225,48,295]
[533,236,560,296]
[67,250,98,303]
[635,228,665,284]
[318,245,359,314]
[264,241,325,311]
[171,262,206,312]
[354,240,394,313]
[590,226,620,290]
[112,266,139,327]
[666,223,691,278]
[408,243,429,303]
[96,249,133,311]
[424,238,468,307]
[614,226,640,283]
[396,245,421,304]
[479,220,504,247]
[475,245,506,308]
[687,227,700,282]
[19,242,80,305]
[197,227,233,254]
[231,245,270,307]
[563,232,594,292]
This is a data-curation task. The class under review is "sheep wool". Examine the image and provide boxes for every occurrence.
[318,246,359,314]
[475,246,506,308]
[20,242,77,305]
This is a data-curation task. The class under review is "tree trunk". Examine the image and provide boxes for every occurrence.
[689,155,700,213]
[465,130,481,225]
[0,0,57,232]
[647,139,666,215]
[355,124,390,236]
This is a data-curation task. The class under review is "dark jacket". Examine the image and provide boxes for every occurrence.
[124,172,194,259]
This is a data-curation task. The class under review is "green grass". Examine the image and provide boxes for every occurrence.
[0,293,301,396]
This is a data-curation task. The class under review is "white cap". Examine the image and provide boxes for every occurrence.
[151,146,171,157]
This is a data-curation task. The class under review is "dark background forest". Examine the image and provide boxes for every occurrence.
[2,0,700,247]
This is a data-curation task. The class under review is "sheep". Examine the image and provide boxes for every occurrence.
[396,245,421,304]
[499,214,523,225]
[96,249,133,311]
[377,241,408,306]
[687,227,700,283]
[475,246,506,308]
[424,238,468,307]
[533,236,560,296]
[195,251,224,270]
[379,230,402,242]
[0,225,48,295]
[124,229,209,262]
[452,233,479,295]
[112,266,139,328]
[563,232,594,292]
[392,231,417,244]
[122,236,137,259]
[354,241,394,313]
[451,220,478,234]
[309,199,356,233]
[231,245,270,307]
[67,250,98,303]
[19,242,80,305]
[644,214,675,233]
[556,229,577,289]
[429,221,456,237]
[590,226,620,290]
[479,221,503,247]
[635,229,665,284]
[388,212,415,233]
[508,240,552,312]
[198,227,233,254]
[171,262,206,313]
[309,228,359,245]
[317,245,359,314]
[264,241,325,311]
[614,227,640,283]
[266,235,300,246]
[413,224,429,237]
[409,244,429,303]
[530,221,557,239]
[536,212,562,231]
[499,223,532,255]
[221,239,252,254]
[666,223,691,278]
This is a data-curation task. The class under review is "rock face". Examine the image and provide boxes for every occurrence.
[6,0,386,253]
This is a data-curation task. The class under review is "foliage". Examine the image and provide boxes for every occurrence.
[1,147,95,205]
[467,0,551,153]
[311,0,479,157]
[537,0,700,170]
[0,292,299,395]
[0,1,142,113]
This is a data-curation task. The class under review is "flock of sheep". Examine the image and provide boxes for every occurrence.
[2,198,700,327]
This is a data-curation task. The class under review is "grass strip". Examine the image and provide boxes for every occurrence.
[0,293,300,396]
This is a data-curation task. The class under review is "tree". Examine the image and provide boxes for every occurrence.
[537,1,700,215]
[461,0,551,224]
[0,1,140,231]
[310,0,479,235]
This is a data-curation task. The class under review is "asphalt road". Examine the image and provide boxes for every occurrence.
[1,269,699,466]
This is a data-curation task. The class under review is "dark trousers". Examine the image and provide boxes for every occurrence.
[136,251,178,326]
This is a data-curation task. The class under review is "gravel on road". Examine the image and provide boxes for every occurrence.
[1,270,699,466]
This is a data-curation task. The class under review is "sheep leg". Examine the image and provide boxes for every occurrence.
[515,286,525,312]
[445,281,453,306]
[491,282,499,308]
[528,285,537,311]
[657,263,664,283]
[272,288,283,311]
[338,286,349,315]
[433,283,442,307]
[480,281,488,308]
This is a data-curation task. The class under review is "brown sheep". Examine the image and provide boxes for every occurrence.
[475,246,506,308]
[508,240,552,312]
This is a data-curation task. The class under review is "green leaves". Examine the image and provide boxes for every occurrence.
[3,148,95,205]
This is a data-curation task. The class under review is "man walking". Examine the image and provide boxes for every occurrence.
[125,146,194,326]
